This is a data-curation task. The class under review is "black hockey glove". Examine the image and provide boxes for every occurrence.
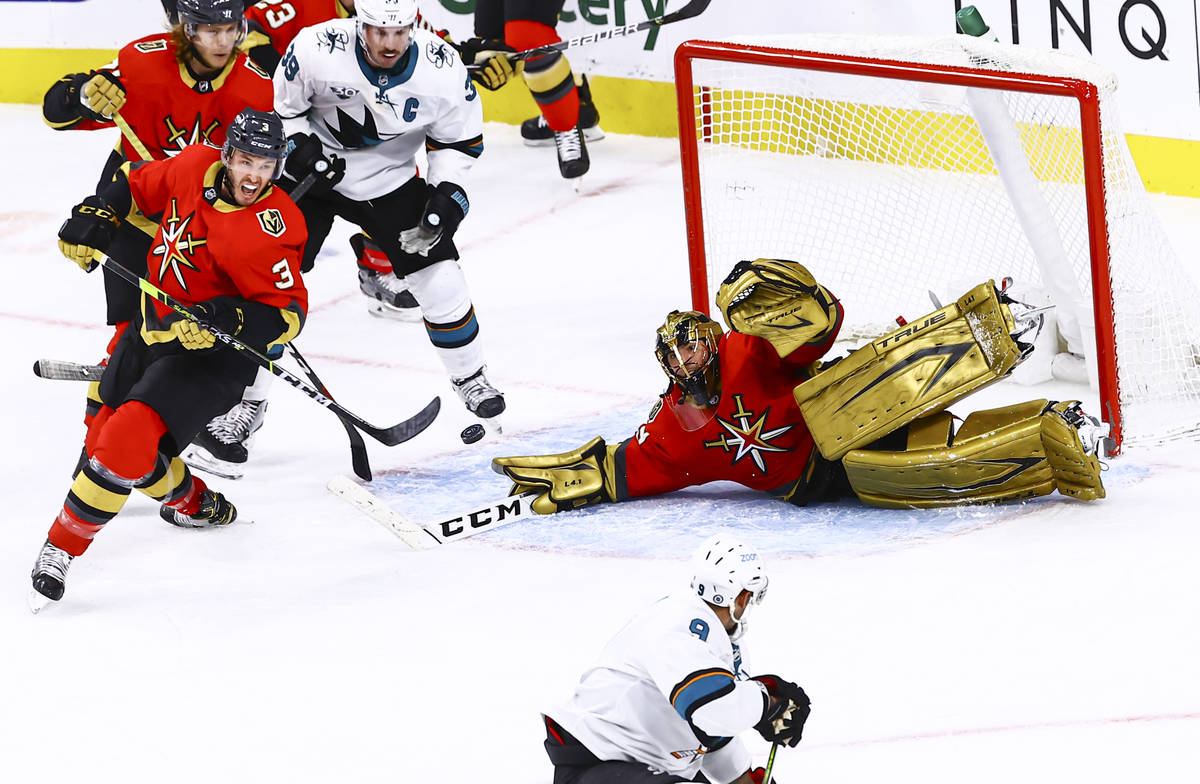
[57,195,121,272]
[283,133,345,196]
[190,295,288,354]
[752,674,811,747]
[399,182,468,257]
[457,37,518,91]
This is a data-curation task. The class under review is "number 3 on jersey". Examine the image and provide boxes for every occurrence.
[253,0,297,28]
[271,259,295,289]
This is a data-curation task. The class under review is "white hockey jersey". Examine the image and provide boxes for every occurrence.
[547,592,769,784]
[273,19,483,201]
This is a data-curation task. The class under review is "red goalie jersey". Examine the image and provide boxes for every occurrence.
[619,331,839,503]
[45,33,274,161]
[124,144,308,347]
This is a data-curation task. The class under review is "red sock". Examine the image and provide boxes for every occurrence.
[506,20,580,133]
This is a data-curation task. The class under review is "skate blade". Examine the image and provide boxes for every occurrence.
[180,447,246,481]
[367,302,424,323]
[28,588,55,614]
[477,415,503,437]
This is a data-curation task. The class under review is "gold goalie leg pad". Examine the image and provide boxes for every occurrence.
[796,281,1028,460]
[842,399,1105,508]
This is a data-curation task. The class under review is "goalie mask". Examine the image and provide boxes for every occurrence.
[690,534,768,638]
[655,311,724,430]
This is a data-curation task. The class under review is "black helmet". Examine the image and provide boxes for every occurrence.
[177,0,247,43]
[223,109,288,179]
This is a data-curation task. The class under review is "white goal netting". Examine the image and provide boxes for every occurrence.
[677,33,1200,451]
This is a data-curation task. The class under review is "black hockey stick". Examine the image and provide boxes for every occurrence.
[99,254,440,446]
[467,0,713,69]
[33,359,105,382]
[286,159,328,203]
[287,343,373,481]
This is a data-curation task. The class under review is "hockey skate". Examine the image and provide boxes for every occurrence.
[554,127,590,179]
[159,485,238,528]
[452,367,506,419]
[29,539,74,613]
[351,233,423,322]
[521,77,604,147]
[182,399,268,480]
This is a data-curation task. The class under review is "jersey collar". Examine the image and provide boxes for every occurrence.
[355,39,417,89]
[178,53,239,94]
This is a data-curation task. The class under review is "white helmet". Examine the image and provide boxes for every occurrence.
[690,534,769,616]
[356,0,418,30]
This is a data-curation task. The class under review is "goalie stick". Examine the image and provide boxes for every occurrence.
[467,0,712,70]
[327,474,538,549]
[33,359,105,382]
[99,254,440,446]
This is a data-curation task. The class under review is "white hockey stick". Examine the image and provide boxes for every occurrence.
[326,475,538,549]
[33,359,105,382]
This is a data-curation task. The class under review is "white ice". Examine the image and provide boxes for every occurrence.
[0,104,1197,783]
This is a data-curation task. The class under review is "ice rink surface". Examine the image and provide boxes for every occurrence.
[1,104,1198,783]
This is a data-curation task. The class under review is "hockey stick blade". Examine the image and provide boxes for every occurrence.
[33,359,104,382]
[287,344,372,481]
[358,396,441,446]
[327,475,538,548]
[470,0,712,68]
[98,255,441,448]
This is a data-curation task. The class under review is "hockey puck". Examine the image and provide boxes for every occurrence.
[460,424,485,444]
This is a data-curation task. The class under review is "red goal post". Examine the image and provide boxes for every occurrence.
[674,36,1200,456]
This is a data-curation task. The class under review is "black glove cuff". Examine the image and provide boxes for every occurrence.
[59,195,121,250]
[425,181,469,235]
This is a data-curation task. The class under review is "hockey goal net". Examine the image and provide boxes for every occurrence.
[674,34,1200,455]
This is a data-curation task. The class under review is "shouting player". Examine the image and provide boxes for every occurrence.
[543,534,809,784]
[41,0,276,470]
[274,0,505,421]
[494,259,1109,513]
[29,110,307,611]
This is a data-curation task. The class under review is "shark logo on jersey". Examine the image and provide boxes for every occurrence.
[426,40,452,68]
[319,27,349,53]
[324,107,398,148]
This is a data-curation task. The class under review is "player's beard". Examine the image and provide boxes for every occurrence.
[191,46,233,76]
[222,170,266,207]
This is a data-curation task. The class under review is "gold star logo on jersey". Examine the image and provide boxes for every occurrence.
[703,394,794,473]
[151,199,206,292]
[256,208,286,237]
[163,113,222,154]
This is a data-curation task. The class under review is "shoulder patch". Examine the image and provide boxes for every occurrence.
[425,40,455,69]
[243,58,271,79]
[134,39,169,53]
[256,208,286,237]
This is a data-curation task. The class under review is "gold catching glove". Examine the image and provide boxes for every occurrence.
[170,320,216,351]
[492,436,620,514]
[80,71,126,120]
[716,259,840,358]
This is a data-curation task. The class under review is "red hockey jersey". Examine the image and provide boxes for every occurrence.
[63,33,274,161]
[244,0,351,56]
[620,331,837,500]
[124,144,308,350]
